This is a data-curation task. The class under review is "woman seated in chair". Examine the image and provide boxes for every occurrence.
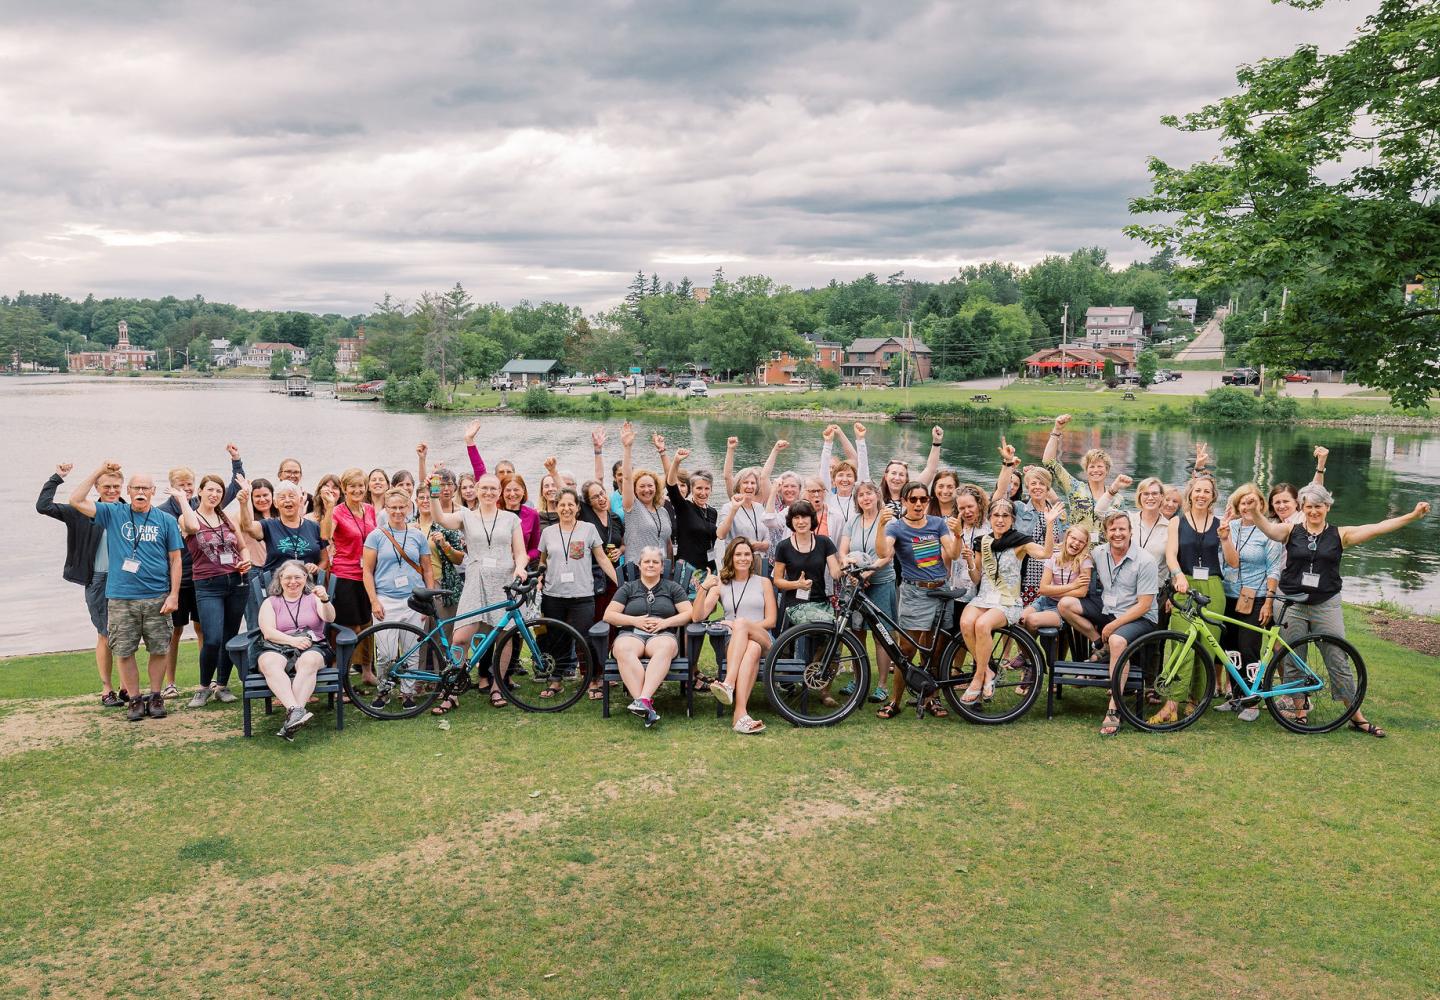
[693,537,777,735]
[255,559,336,740]
[603,546,693,729]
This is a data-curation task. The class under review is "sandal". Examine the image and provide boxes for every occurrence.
[539,682,564,699]
[958,688,982,706]
[1145,686,1163,706]
[1086,641,1108,663]
[1100,709,1121,737]
[431,694,460,716]
[733,714,766,735]
[694,674,714,693]
[1146,703,1178,725]
[1348,720,1387,738]
[923,697,948,718]
[489,688,508,709]
[876,701,901,719]
[587,685,605,701]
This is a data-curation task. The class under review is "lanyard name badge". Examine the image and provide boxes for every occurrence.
[122,508,153,574]
[389,527,412,588]
[1190,513,1211,579]
[558,525,577,584]
[199,513,235,565]
[1302,530,1322,589]
[479,510,501,568]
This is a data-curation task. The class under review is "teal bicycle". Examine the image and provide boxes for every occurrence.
[1109,591,1366,734]
[345,569,595,719]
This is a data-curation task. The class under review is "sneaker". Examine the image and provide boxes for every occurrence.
[147,693,167,719]
[1213,698,1238,712]
[626,698,648,720]
[644,706,661,729]
[212,686,238,704]
[401,697,417,710]
[126,697,147,722]
[370,693,391,710]
[186,688,212,709]
[100,691,124,708]
[712,681,734,707]
[161,684,179,699]
[281,705,313,737]
[1238,706,1261,722]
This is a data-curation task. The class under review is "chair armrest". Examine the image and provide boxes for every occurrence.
[587,620,610,640]
[329,625,358,650]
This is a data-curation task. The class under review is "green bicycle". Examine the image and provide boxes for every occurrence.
[1110,591,1366,734]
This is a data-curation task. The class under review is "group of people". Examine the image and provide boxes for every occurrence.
[38,411,1428,740]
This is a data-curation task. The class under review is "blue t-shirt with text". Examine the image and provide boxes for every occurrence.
[94,502,183,600]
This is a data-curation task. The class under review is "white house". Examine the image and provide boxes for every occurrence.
[241,341,308,367]
[1167,298,1198,322]
[1084,306,1145,348]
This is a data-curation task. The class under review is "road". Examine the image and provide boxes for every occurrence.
[1175,308,1228,361]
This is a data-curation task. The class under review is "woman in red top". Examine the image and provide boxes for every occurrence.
[323,467,378,683]
[175,473,253,706]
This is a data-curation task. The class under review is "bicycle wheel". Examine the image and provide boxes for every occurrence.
[1262,632,1366,734]
[763,622,870,727]
[345,621,446,720]
[941,626,1045,724]
[1110,630,1214,733]
[492,618,594,712]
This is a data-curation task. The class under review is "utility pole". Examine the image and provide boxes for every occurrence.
[1060,302,1069,381]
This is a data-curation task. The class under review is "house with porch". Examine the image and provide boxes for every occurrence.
[1084,306,1145,348]
[500,358,563,386]
[755,337,843,385]
[841,337,932,384]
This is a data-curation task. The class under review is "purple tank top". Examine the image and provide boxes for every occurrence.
[268,594,326,637]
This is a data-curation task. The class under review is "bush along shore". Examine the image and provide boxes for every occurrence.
[380,376,1440,429]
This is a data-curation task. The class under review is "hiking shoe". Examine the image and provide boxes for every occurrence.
[213,686,238,704]
[101,691,124,708]
[644,706,661,729]
[147,693,167,719]
[161,684,179,699]
[1238,706,1261,722]
[126,697,147,722]
[626,698,648,720]
[186,688,212,709]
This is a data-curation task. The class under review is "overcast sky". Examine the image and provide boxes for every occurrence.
[0,0,1371,316]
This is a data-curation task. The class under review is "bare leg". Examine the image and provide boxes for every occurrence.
[732,640,763,724]
[116,654,140,699]
[164,625,183,687]
[1058,597,1099,643]
[256,652,298,710]
[613,638,647,699]
[96,634,114,693]
[1106,634,1131,713]
[292,652,323,704]
[146,645,167,694]
[640,637,678,699]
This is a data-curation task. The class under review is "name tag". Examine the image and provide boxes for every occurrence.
[393,574,409,588]
[219,552,235,566]
[1192,566,1210,580]
[560,572,576,584]
[797,588,811,601]
[122,558,141,574]
[482,557,499,569]
[1301,572,1321,589]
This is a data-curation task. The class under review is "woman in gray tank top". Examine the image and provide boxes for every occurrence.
[692,537,776,735]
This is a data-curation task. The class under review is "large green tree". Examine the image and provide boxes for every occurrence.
[1127,0,1440,407]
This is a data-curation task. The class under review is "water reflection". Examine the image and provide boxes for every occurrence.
[4,376,1436,656]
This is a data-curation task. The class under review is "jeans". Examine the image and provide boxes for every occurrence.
[194,573,248,688]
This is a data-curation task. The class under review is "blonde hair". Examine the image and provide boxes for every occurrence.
[1055,525,1092,571]
[1184,474,1218,509]
[1022,465,1053,491]
[1225,482,1264,521]
[1133,476,1165,509]
[168,466,195,486]
[1081,448,1112,474]
[630,468,663,508]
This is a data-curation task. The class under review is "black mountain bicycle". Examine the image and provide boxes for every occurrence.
[762,565,1046,727]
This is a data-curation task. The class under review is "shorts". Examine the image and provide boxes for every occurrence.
[897,582,945,632]
[329,576,371,626]
[1078,594,1157,645]
[1029,595,1058,614]
[85,573,109,635]
[861,575,897,621]
[258,638,334,670]
[170,583,199,628]
[108,597,173,658]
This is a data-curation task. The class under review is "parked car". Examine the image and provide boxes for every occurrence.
[356,380,386,393]
[1283,372,1312,383]
[604,379,626,396]
[685,380,708,398]
[593,374,612,384]
[1222,367,1261,386]
[1118,372,1142,385]
[490,375,514,391]
[644,374,671,388]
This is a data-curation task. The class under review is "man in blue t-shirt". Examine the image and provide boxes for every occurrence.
[69,462,183,721]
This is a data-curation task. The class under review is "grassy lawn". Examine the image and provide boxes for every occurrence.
[1,610,1436,998]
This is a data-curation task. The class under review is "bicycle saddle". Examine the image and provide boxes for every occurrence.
[410,586,446,600]
[931,588,970,602]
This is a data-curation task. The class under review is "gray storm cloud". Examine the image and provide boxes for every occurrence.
[0,0,1370,314]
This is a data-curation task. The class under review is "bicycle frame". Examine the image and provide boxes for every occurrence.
[387,593,543,686]
[1164,601,1323,700]
[835,577,956,682]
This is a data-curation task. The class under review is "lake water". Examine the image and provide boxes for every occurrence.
[4,375,1438,656]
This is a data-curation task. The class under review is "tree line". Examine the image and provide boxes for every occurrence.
[2,247,1215,384]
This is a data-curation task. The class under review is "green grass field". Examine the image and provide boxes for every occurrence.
[1,608,1436,998]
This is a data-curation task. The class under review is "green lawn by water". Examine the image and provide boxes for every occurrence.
[1,609,1435,998]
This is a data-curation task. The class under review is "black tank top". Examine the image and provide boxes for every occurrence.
[1176,513,1221,575]
[1280,523,1343,602]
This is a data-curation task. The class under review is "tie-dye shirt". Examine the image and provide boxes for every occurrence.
[885,515,951,584]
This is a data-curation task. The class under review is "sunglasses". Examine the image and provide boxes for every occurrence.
[905,496,929,505]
